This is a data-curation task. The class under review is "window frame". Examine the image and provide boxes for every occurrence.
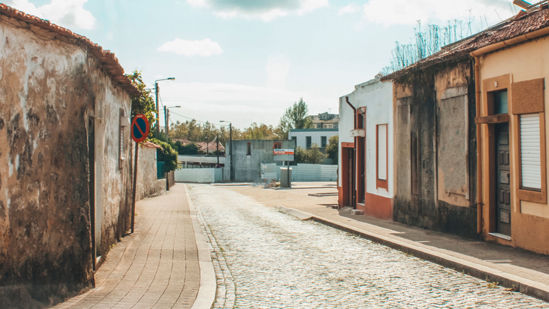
[306,136,312,149]
[376,123,389,190]
[246,142,251,156]
[511,78,547,203]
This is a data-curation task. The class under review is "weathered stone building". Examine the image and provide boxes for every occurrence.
[0,4,138,306]
[384,50,478,238]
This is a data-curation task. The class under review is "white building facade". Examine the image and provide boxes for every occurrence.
[338,78,394,219]
[289,128,338,150]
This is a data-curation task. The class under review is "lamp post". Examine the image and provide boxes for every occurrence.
[164,105,181,138]
[220,120,233,182]
[162,105,181,192]
[154,77,175,135]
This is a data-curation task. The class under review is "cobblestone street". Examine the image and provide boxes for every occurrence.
[189,184,548,308]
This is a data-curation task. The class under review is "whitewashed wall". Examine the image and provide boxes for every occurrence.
[175,168,223,183]
[261,163,337,182]
[338,78,394,198]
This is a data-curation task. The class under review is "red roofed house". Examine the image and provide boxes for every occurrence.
[0,4,138,305]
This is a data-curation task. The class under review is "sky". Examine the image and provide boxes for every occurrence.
[4,0,518,129]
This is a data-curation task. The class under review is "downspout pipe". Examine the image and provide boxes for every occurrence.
[345,96,357,129]
[473,56,483,235]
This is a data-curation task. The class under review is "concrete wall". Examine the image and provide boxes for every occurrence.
[289,129,338,149]
[0,14,132,304]
[225,140,296,182]
[261,163,337,182]
[392,61,477,238]
[136,145,164,200]
[175,168,222,183]
[478,35,549,254]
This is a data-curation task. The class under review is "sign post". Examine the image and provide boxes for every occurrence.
[274,149,295,188]
[130,114,150,233]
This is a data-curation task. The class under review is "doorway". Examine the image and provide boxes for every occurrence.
[341,146,356,207]
[494,123,511,236]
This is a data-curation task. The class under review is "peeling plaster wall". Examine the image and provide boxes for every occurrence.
[392,60,477,238]
[136,146,164,200]
[0,16,131,305]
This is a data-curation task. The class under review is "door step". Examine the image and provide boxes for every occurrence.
[351,209,364,216]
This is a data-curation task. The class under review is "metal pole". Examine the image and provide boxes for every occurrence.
[164,105,168,137]
[155,82,159,135]
[131,141,139,233]
[230,123,234,181]
[216,134,220,167]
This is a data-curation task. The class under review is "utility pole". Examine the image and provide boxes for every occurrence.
[216,134,219,167]
[229,122,233,182]
[155,82,159,135]
[154,77,175,135]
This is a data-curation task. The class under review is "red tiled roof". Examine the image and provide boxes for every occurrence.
[0,4,139,97]
[383,5,549,80]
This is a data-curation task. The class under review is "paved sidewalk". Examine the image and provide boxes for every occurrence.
[55,184,210,309]
[222,182,549,303]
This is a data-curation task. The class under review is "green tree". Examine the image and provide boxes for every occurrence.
[294,145,326,164]
[149,138,178,172]
[279,98,313,139]
[326,136,339,163]
[127,71,156,127]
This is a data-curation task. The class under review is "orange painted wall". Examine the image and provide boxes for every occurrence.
[478,36,549,255]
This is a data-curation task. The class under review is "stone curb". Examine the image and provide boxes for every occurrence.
[281,207,549,303]
[186,184,217,309]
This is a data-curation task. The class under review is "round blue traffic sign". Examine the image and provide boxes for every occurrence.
[131,114,149,143]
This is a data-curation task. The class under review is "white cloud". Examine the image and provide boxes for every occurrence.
[187,0,328,21]
[158,38,223,57]
[6,0,96,30]
[362,0,516,26]
[338,3,360,15]
[266,54,291,89]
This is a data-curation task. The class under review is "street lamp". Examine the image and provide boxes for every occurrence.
[154,77,175,135]
[220,120,233,182]
[164,105,181,137]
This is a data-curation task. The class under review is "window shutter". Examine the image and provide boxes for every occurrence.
[377,125,387,181]
[520,114,542,190]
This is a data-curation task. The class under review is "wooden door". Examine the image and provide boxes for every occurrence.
[494,123,511,236]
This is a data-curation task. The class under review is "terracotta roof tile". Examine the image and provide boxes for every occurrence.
[0,4,139,97]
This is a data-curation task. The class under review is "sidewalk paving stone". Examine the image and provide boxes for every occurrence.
[53,184,207,309]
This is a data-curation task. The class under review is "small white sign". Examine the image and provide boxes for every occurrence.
[351,129,365,137]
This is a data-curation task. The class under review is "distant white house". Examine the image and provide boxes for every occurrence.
[289,128,338,150]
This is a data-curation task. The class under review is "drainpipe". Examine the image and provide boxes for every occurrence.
[345,96,357,129]
[346,96,358,206]
[473,56,483,235]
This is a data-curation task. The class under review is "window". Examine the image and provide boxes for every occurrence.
[321,136,327,148]
[246,142,251,156]
[511,78,546,203]
[306,136,312,149]
[273,142,282,149]
[376,124,388,189]
[118,109,127,169]
[493,90,508,114]
[520,114,541,190]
